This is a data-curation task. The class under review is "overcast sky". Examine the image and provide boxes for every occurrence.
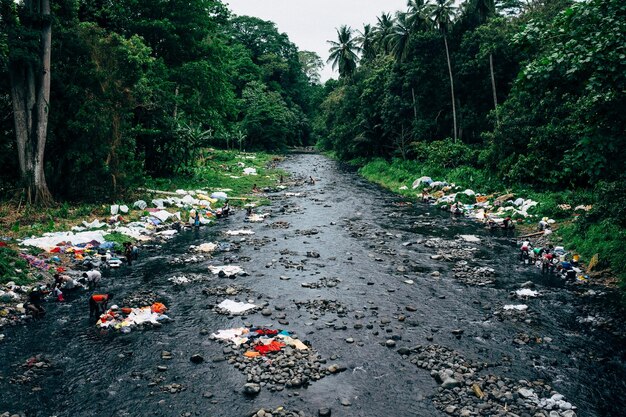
[225,0,410,82]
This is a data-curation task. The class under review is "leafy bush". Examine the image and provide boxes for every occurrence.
[412,139,478,169]
[0,247,31,285]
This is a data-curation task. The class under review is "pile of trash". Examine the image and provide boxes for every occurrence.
[211,327,344,393]
[96,302,170,333]
[413,176,546,225]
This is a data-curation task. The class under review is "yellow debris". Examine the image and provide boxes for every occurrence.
[472,383,485,399]
[587,253,599,272]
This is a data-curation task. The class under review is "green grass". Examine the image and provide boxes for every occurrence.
[0,246,33,286]
[358,157,625,287]
[144,150,286,207]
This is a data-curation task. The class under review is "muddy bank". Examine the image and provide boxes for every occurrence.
[0,153,624,417]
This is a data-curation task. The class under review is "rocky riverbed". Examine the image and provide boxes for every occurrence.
[0,153,625,417]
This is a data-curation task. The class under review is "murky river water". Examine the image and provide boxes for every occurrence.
[1,153,624,417]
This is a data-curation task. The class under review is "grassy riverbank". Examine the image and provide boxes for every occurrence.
[0,150,284,285]
[358,157,626,290]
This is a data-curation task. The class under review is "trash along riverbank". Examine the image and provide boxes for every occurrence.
[0,153,625,417]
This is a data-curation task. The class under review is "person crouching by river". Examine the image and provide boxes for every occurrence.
[24,286,48,318]
[89,293,113,318]
[82,270,102,290]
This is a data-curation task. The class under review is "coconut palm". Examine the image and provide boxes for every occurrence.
[373,12,395,55]
[429,0,459,142]
[327,25,360,79]
[406,0,432,32]
[356,24,377,62]
[388,12,412,62]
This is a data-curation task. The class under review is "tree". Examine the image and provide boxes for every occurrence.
[355,24,376,62]
[327,25,360,79]
[3,0,53,204]
[373,12,395,54]
[429,0,458,142]
[406,0,432,32]
[389,12,412,62]
[298,50,323,84]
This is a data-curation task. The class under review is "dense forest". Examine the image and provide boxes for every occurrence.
[1,1,625,277]
[317,0,626,281]
[0,0,323,203]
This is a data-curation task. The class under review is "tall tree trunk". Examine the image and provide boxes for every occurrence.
[489,53,500,127]
[411,87,418,124]
[9,0,53,205]
[443,34,457,143]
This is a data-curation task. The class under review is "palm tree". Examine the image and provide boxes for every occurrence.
[406,0,432,32]
[389,12,412,62]
[473,0,496,24]
[429,0,459,142]
[327,25,360,79]
[356,24,377,62]
[373,12,395,55]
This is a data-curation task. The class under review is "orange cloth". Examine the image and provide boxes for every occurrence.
[151,302,167,314]
[244,351,261,358]
[92,294,108,302]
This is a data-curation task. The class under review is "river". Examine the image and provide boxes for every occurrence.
[1,153,624,417]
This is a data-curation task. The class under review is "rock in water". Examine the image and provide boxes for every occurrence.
[441,377,461,389]
[243,383,261,395]
[190,354,204,364]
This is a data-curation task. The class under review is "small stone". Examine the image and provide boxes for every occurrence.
[340,398,352,407]
[385,340,396,348]
[397,347,411,355]
[441,377,461,389]
[261,309,272,316]
[243,383,261,395]
[445,405,457,414]
[318,408,331,417]
[406,305,417,312]
[190,354,204,364]
[157,366,168,372]
[345,338,355,344]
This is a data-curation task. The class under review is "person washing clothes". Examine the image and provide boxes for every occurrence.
[89,293,113,318]
[82,270,102,290]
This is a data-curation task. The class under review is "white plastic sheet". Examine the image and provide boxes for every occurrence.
[211,192,228,200]
[243,167,257,175]
[208,265,245,276]
[191,243,218,253]
[515,289,539,298]
[216,299,256,314]
[224,230,255,236]
[503,304,528,311]
[133,200,147,210]
[21,230,108,251]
